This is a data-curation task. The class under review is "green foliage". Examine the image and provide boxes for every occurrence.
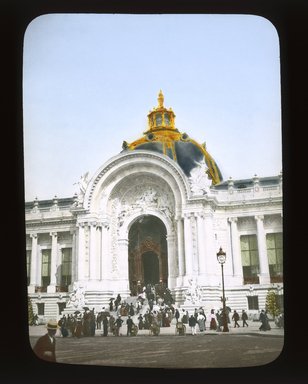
[28,295,34,325]
[265,290,281,318]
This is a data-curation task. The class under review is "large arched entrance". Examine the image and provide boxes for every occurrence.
[128,215,168,295]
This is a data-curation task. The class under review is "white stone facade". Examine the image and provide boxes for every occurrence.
[25,151,283,320]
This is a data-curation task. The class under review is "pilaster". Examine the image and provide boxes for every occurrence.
[196,213,206,275]
[166,233,176,279]
[47,232,58,293]
[228,217,243,284]
[183,213,193,278]
[203,212,219,285]
[28,233,38,293]
[255,215,270,284]
[117,238,130,292]
[77,223,86,281]
[176,216,185,285]
[89,222,99,281]
[100,221,110,282]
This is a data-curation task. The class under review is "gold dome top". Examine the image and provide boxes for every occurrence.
[122,91,223,185]
[146,90,177,133]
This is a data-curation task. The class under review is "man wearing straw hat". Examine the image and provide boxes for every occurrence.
[33,319,58,362]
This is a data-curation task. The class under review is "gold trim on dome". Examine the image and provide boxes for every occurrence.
[124,92,222,185]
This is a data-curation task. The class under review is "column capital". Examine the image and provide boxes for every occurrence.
[101,221,110,230]
[49,231,58,237]
[183,212,193,219]
[196,212,205,219]
[30,233,38,239]
[228,217,238,224]
[254,215,264,222]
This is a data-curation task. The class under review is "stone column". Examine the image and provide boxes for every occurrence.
[228,217,243,284]
[89,222,99,281]
[203,212,218,285]
[47,232,58,293]
[176,217,185,278]
[191,214,199,275]
[77,223,85,281]
[255,215,270,284]
[28,233,38,293]
[117,238,130,292]
[100,222,110,281]
[196,213,206,275]
[183,213,193,279]
[70,229,77,287]
[166,233,176,279]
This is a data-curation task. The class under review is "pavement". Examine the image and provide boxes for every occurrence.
[28,319,284,368]
[28,319,284,338]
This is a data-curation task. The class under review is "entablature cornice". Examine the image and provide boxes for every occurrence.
[25,221,76,237]
[215,197,282,211]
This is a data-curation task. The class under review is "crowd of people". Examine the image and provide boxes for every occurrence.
[54,301,258,338]
[33,284,282,339]
[56,288,177,338]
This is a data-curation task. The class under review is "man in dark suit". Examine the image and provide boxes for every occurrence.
[33,319,58,362]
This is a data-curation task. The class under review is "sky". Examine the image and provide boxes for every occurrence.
[23,14,282,202]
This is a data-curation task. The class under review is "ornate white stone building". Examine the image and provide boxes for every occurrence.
[25,92,283,321]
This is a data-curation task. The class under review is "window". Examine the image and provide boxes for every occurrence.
[37,303,44,315]
[241,235,260,284]
[61,248,72,289]
[266,233,283,282]
[26,250,31,285]
[41,249,51,288]
[247,295,259,310]
[155,113,162,126]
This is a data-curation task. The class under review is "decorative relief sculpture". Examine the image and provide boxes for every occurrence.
[111,200,119,275]
[189,159,212,195]
[184,277,202,305]
[67,282,86,309]
[110,178,175,228]
[136,187,158,206]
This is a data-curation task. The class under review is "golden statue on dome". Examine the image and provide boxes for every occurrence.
[157,89,164,108]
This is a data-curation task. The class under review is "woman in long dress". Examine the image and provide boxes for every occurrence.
[197,313,206,332]
[209,309,217,330]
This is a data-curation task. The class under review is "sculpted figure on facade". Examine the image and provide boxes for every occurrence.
[189,159,212,195]
[184,277,202,305]
[74,171,89,206]
[67,282,86,309]
[136,187,158,207]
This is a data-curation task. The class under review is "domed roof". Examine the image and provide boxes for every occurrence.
[122,91,223,185]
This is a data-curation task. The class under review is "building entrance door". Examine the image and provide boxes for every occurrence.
[142,251,159,285]
[128,215,168,295]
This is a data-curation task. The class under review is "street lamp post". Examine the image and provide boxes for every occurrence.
[217,247,229,332]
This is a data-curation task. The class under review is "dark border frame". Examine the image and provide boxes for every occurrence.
[2,0,306,383]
